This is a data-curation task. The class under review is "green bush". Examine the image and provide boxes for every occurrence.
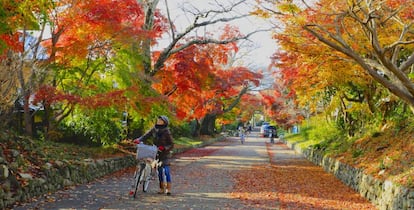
[59,108,123,145]
[285,115,345,151]
[170,122,192,138]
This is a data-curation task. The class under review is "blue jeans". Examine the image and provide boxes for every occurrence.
[158,165,171,183]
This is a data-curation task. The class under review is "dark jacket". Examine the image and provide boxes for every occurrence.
[140,126,174,165]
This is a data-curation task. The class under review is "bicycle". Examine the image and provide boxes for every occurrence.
[130,143,159,198]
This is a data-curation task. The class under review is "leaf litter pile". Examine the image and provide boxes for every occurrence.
[231,143,377,209]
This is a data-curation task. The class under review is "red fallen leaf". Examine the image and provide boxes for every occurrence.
[231,155,377,209]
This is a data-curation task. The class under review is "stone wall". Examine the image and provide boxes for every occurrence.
[284,141,414,210]
[1,156,136,209]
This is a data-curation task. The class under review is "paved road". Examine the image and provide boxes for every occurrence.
[14,132,281,210]
[13,132,374,210]
[103,133,271,210]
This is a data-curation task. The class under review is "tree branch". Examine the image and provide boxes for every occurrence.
[223,86,248,113]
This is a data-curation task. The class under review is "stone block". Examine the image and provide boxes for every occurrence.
[0,164,9,180]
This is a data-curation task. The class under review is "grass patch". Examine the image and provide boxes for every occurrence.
[174,137,202,147]
[284,115,344,152]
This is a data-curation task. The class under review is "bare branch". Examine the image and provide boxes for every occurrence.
[199,0,247,18]
[400,53,414,73]
[260,6,285,16]
[170,29,269,54]
[223,85,248,113]
[152,3,269,76]
[164,0,175,39]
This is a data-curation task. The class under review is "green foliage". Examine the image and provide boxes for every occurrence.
[308,121,341,145]
[285,115,345,151]
[385,102,413,130]
[225,121,239,131]
[125,117,145,139]
[352,148,364,158]
[111,48,146,88]
[60,108,123,145]
[31,137,125,161]
[170,122,192,138]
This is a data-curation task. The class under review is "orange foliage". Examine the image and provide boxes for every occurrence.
[238,94,263,122]
[0,33,23,56]
[34,85,129,110]
[153,31,262,120]
[42,0,166,62]
[260,55,303,128]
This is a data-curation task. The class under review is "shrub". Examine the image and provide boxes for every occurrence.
[59,108,123,145]
[170,122,192,138]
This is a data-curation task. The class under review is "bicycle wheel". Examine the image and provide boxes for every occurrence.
[133,163,145,198]
[142,164,152,192]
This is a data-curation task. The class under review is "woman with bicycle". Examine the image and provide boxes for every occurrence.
[134,115,174,195]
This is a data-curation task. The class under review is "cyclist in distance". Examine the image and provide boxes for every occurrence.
[134,115,174,195]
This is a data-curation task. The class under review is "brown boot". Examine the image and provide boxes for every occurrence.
[166,183,172,195]
[158,182,166,194]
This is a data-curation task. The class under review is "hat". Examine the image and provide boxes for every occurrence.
[158,115,169,126]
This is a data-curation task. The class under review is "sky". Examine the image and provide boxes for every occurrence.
[155,0,278,69]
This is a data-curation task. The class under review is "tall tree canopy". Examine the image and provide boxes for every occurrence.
[279,0,414,109]
[1,0,266,139]
[253,0,414,134]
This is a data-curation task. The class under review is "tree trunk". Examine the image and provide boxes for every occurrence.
[200,113,217,135]
[190,120,200,137]
[23,94,33,136]
[136,0,159,74]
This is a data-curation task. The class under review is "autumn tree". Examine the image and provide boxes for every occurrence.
[0,0,160,138]
[3,0,268,141]
[237,93,263,123]
[300,1,414,131]
[39,0,267,138]
[132,0,267,134]
[153,26,262,135]
[0,2,19,126]
[286,1,414,111]
[259,63,304,130]
[140,0,263,75]
[33,0,168,141]
[253,0,414,135]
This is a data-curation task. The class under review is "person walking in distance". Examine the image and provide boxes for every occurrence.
[270,128,275,144]
[270,127,277,144]
[134,116,174,195]
[239,126,246,144]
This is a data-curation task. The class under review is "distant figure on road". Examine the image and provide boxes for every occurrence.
[247,124,252,134]
[239,126,246,144]
[269,127,277,144]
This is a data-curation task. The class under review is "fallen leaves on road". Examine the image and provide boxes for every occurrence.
[231,143,377,210]
[174,147,219,159]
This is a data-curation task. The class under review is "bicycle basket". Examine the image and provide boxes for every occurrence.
[136,143,158,160]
